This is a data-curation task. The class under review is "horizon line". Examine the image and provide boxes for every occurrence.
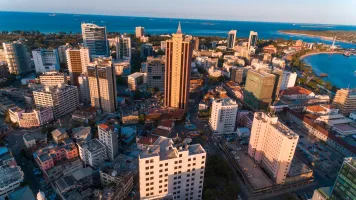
[2,10,356,27]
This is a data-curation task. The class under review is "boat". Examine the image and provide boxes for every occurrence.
[343,52,351,57]
[49,14,56,16]
[319,73,328,77]
[354,70,356,76]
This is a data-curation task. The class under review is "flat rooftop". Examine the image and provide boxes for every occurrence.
[288,157,313,177]
[271,122,299,138]
[79,139,105,153]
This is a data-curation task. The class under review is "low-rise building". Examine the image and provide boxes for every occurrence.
[122,115,139,126]
[127,72,147,90]
[279,86,315,100]
[77,139,107,168]
[23,132,48,150]
[55,167,94,195]
[114,60,131,76]
[71,108,96,123]
[271,57,286,69]
[8,107,54,128]
[51,128,69,144]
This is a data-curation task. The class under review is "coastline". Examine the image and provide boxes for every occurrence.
[300,51,343,59]
[279,30,355,44]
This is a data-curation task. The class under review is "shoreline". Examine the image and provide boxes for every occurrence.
[279,31,355,45]
[300,51,343,59]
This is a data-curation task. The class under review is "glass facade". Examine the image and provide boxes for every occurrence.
[331,157,356,200]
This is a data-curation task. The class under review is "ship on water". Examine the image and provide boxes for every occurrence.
[343,52,351,57]
[319,73,328,77]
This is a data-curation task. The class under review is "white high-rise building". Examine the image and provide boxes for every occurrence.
[139,136,206,200]
[280,71,297,90]
[57,43,71,65]
[115,35,132,60]
[98,121,119,160]
[39,71,66,87]
[248,112,299,184]
[78,74,90,104]
[32,49,60,73]
[248,31,258,51]
[81,23,109,58]
[77,138,107,168]
[2,41,32,74]
[227,30,237,49]
[33,84,79,118]
[135,26,145,38]
[66,47,90,86]
[209,98,238,134]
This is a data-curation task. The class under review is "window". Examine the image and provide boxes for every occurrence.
[150,177,153,180]
[179,154,182,157]
[145,160,149,164]
[150,166,154,169]
[150,193,153,195]
[188,164,191,167]
[201,166,205,169]
[188,158,191,161]
[146,167,149,170]
[193,158,196,161]
[150,182,154,185]
[159,169,163,173]
[159,175,163,178]
[179,160,182,163]
[165,163,168,166]
[159,190,162,193]
[160,164,163,167]
[165,184,168,187]
[145,172,149,175]
[159,180,162,183]
[146,193,149,196]
[164,189,167,192]
[175,161,178,164]
[146,188,150,191]
[165,174,168,177]
[165,168,168,171]
[150,159,154,163]
[201,161,205,164]
[159,185,162,188]
[146,183,149,186]
[146,178,149,181]
[150,171,154,174]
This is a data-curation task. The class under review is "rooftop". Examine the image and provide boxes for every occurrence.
[280,86,313,96]
[8,185,36,200]
[287,157,313,177]
[79,139,106,153]
[128,72,145,79]
[72,167,93,181]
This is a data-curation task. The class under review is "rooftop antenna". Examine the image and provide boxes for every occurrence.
[176,22,182,34]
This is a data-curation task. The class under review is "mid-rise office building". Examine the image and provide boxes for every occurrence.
[248,112,299,184]
[87,57,117,113]
[66,47,90,86]
[330,157,355,200]
[140,43,154,59]
[139,136,206,200]
[164,23,193,111]
[244,70,276,110]
[98,120,119,160]
[78,74,91,104]
[227,30,237,49]
[33,84,79,118]
[115,35,132,60]
[248,31,258,51]
[332,88,356,116]
[81,23,109,58]
[209,98,238,134]
[2,41,32,74]
[145,56,165,91]
[78,139,107,168]
[39,71,66,87]
[127,72,147,90]
[135,26,145,38]
[32,48,60,73]
[280,71,297,90]
[57,43,71,65]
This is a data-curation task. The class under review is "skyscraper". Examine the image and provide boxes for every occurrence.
[209,98,239,134]
[115,35,132,60]
[330,157,355,200]
[332,88,356,116]
[164,23,193,111]
[135,26,145,38]
[243,70,276,110]
[87,57,117,113]
[2,41,32,74]
[227,30,237,49]
[248,31,258,51]
[66,47,90,86]
[81,23,109,58]
[248,112,299,184]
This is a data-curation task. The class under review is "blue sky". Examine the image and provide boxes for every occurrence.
[2,0,356,25]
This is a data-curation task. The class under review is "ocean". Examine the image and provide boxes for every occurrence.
[303,54,356,88]
[1,11,356,49]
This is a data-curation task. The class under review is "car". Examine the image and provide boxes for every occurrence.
[235,156,240,160]
[247,174,252,178]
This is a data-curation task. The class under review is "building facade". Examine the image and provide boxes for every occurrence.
[2,41,32,74]
[9,107,53,128]
[140,43,154,59]
[78,139,107,168]
[32,48,60,73]
[98,122,119,161]
[81,23,109,58]
[248,31,258,51]
[87,57,117,113]
[248,112,299,184]
[164,23,193,111]
[66,47,90,86]
[139,137,206,200]
[115,35,132,60]
[280,71,297,90]
[39,71,66,87]
[135,26,145,38]
[57,43,71,65]
[330,157,355,200]
[145,56,165,91]
[209,98,238,134]
[332,88,356,116]
[78,74,91,104]
[127,72,147,91]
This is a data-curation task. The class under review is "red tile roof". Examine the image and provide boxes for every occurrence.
[280,86,313,96]
[137,135,159,145]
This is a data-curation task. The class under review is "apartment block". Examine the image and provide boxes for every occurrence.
[139,136,206,200]
[78,138,107,168]
[57,43,71,65]
[2,41,32,74]
[98,120,119,161]
[280,71,297,90]
[115,35,132,60]
[145,56,165,91]
[32,48,60,73]
[209,98,238,134]
[66,47,90,86]
[248,112,299,184]
[8,106,53,128]
[227,30,237,49]
[332,88,356,116]
[114,60,131,76]
[136,26,145,38]
[128,72,147,90]
[330,157,355,200]
[39,71,66,87]
[78,74,91,104]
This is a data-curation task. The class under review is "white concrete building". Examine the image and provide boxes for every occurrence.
[32,49,60,73]
[78,139,107,168]
[114,60,131,76]
[280,71,297,90]
[39,71,66,87]
[207,66,222,78]
[33,83,79,118]
[139,136,206,200]
[78,74,90,104]
[127,72,147,90]
[209,98,238,134]
[248,112,299,184]
[98,122,119,161]
[271,57,286,69]
[115,35,132,60]
[227,30,237,49]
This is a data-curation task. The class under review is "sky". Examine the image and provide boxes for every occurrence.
[2,0,356,25]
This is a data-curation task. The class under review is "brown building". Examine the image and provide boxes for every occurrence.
[66,47,90,86]
[332,88,356,116]
[193,37,200,50]
[164,23,193,111]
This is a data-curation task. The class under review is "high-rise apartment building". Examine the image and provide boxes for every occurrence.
[164,23,193,111]
[78,74,91,104]
[135,26,145,38]
[248,31,258,51]
[146,56,165,91]
[209,98,238,134]
[2,41,32,74]
[115,35,132,60]
[87,57,117,113]
[39,71,66,87]
[330,157,355,200]
[98,120,119,160]
[280,71,297,90]
[248,112,299,184]
[244,70,276,110]
[66,47,90,86]
[332,88,356,116]
[57,43,71,65]
[139,136,206,200]
[81,23,109,58]
[32,48,60,73]
[227,30,237,49]
[33,84,79,118]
